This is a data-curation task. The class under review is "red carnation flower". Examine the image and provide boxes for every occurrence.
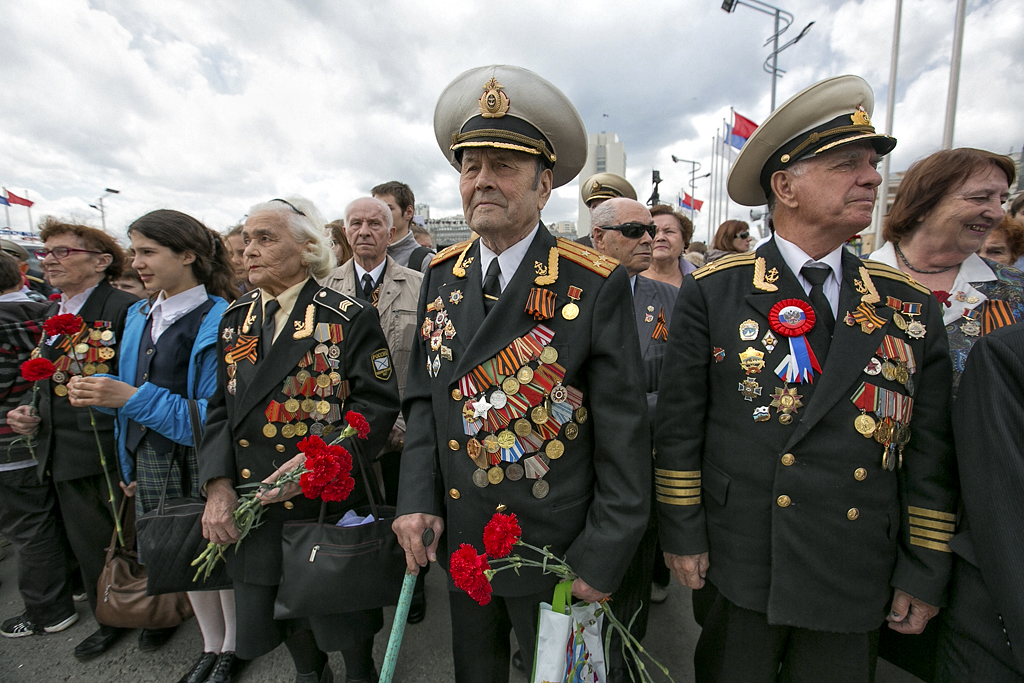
[43,314,84,337]
[483,512,522,559]
[48,293,61,302]
[21,358,56,382]
[320,474,355,502]
[450,543,493,606]
[345,411,370,439]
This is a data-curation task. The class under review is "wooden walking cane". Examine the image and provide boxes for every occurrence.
[380,528,434,683]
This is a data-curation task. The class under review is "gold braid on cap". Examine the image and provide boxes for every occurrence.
[451,129,556,164]
[780,123,875,164]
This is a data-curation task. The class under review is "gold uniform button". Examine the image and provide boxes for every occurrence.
[284,501,294,510]
[781,453,795,466]
[276,444,286,452]
[238,439,249,447]
[241,469,251,479]
[449,488,460,500]
[448,439,460,451]
[854,468,867,481]
[777,495,791,508]
[847,508,860,520]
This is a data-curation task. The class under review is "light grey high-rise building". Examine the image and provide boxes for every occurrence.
[577,132,626,235]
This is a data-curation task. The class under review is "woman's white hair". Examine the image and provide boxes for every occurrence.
[247,195,335,279]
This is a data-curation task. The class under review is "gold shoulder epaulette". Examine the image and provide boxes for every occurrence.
[692,251,756,280]
[555,237,618,277]
[862,259,931,295]
[224,288,261,313]
[431,240,473,267]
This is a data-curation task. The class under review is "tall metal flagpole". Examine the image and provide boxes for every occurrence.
[709,131,718,243]
[942,0,967,149]
[874,0,903,249]
[25,191,33,233]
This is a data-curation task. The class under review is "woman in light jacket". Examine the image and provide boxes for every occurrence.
[69,210,242,683]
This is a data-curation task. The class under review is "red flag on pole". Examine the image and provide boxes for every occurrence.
[4,190,34,208]
[732,113,758,139]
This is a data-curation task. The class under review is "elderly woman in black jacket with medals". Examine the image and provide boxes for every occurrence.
[199,197,399,683]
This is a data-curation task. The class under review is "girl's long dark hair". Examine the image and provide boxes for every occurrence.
[128,210,238,302]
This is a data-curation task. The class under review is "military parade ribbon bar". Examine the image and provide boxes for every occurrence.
[981,299,1015,334]
[652,309,668,341]
[846,302,886,334]
[232,335,259,364]
[523,454,549,480]
[769,299,821,384]
[852,382,878,413]
[875,386,913,423]
[878,335,916,375]
[528,324,555,347]
[525,287,557,320]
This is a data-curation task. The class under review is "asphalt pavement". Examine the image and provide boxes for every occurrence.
[0,547,923,682]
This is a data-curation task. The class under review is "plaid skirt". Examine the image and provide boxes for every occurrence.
[133,438,200,518]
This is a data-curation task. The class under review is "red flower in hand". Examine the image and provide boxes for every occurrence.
[21,358,56,382]
[320,474,355,502]
[297,437,356,501]
[345,411,370,439]
[43,314,84,337]
[450,543,493,605]
[483,512,522,559]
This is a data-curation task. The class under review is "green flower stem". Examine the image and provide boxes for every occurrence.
[88,407,123,546]
[327,424,358,446]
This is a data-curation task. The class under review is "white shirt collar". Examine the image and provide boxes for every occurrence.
[150,284,208,342]
[773,233,844,316]
[630,274,637,294]
[478,224,540,292]
[353,258,387,288]
[59,284,98,316]
[0,291,32,303]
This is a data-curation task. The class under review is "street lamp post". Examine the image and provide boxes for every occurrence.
[671,156,711,223]
[722,0,813,112]
[88,188,120,232]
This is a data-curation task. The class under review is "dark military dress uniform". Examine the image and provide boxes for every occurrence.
[656,240,958,680]
[31,280,138,616]
[397,227,652,678]
[198,278,399,659]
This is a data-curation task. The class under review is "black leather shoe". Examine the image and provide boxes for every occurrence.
[511,649,524,671]
[345,668,377,683]
[138,626,177,652]
[73,625,126,661]
[206,651,247,683]
[178,652,218,683]
[296,663,334,683]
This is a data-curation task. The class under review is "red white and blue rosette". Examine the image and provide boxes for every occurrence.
[769,299,822,384]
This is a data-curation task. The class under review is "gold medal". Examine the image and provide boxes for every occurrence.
[300,398,316,413]
[483,434,500,453]
[545,440,564,459]
[854,413,876,437]
[874,420,893,444]
[539,347,558,364]
[881,449,889,470]
[329,371,341,385]
[281,423,297,439]
[564,422,579,440]
[531,405,549,424]
[893,312,907,330]
[95,363,109,374]
[487,466,504,485]
[561,302,579,320]
[263,423,278,438]
[225,352,234,365]
[880,362,897,382]
[98,347,115,360]
[284,398,300,414]
[101,330,114,341]
[74,343,89,355]
[316,400,330,415]
[501,377,521,395]
[513,418,533,437]
[89,329,102,340]
[83,363,97,376]
[895,366,909,385]
[316,374,331,388]
[516,365,535,384]
[54,384,68,397]
[296,369,311,384]
[779,414,793,425]
[323,424,335,436]
[294,422,308,436]
[497,430,516,449]
[574,407,588,424]
[452,388,463,401]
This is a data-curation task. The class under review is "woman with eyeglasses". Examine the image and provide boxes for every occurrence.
[867,148,1024,682]
[68,210,242,683]
[706,220,753,263]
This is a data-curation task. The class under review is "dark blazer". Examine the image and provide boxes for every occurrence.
[655,239,957,633]
[945,322,1024,675]
[633,275,679,425]
[396,226,652,596]
[198,278,400,586]
[31,280,138,482]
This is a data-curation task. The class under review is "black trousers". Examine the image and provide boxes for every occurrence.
[0,467,75,625]
[607,506,658,679]
[695,591,879,683]
[449,586,552,683]
[53,472,121,616]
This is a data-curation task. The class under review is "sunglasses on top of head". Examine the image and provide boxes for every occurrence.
[600,222,657,239]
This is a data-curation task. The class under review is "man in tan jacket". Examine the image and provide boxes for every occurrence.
[323,197,428,621]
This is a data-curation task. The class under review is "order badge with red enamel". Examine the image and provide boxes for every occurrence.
[768,299,822,384]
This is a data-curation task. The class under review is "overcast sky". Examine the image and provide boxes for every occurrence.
[1,0,1021,244]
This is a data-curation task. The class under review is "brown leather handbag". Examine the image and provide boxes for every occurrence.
[95,498,193,629]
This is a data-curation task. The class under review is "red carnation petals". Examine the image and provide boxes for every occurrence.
[483,512,522,559]
[345,411,370,439]
[21,358,56,382]
[450,543,493,606]
[43,314,83,337]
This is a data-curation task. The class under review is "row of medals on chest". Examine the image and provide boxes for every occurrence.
[51,327,117,396]
[461,352,585,500]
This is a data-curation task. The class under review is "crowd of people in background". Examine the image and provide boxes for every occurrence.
[0,65,1023,683]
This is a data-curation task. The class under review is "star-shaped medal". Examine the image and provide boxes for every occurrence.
[770,386,803,415]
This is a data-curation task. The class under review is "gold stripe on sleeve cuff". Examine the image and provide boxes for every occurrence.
[911,526,954,542]
[908,506,956,522]
[656,478,700,490]
[655,485,701,497]
[911,537,952,552]
[656,494,701,506]
[910,516,956,533]
[655,468,702,479]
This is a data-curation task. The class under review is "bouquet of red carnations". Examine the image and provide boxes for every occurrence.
[451,512,674,683]
[192,411,370,581]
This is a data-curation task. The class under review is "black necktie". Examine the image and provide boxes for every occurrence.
[360,273,375,301]
[801,265,835,336]
[482,259,501,314]
[261,299,280,354]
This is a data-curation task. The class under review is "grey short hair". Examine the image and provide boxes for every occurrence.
[344,197,393,229]
[247,195,335,279]
[590,200,620,230]
[765,157,813,221]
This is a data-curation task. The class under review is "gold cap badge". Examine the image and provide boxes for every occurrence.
[851,106,871,126]
[479,77,510,118]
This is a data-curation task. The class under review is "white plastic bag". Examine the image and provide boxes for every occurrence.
[532,581,606,683]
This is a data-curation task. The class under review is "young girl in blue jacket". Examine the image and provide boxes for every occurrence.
[69,210,243,683]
